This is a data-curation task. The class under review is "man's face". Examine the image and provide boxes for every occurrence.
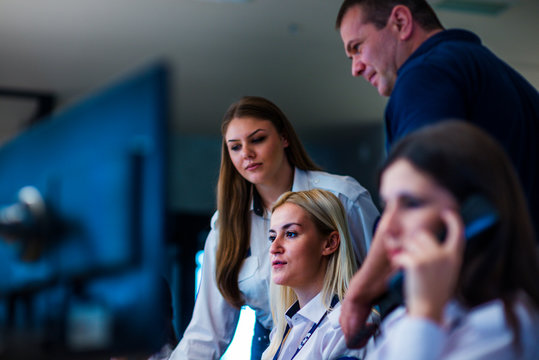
[340,5,400,97]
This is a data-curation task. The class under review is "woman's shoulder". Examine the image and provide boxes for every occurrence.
[451,296,539,357]
[462,295,538,329]
[209,210,219,228]
[298,169,368,200]
[513,294,539,357]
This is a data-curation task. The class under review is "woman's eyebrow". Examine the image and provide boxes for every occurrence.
[269,222,301,233]
[227,128,265,143]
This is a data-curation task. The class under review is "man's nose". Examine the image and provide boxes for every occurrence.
[352,57,365,77]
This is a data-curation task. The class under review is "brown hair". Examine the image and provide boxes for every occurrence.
[216,96,320,307]
[380,120,539,348]
[336,0,443,31]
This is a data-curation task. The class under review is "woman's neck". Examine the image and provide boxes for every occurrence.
[293,273,326,308]
[255,164,294,211]
[295,289,320,309]
[294,282,325,309]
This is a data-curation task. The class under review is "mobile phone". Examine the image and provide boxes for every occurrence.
[436,194,499,243]
[386,194,499,305]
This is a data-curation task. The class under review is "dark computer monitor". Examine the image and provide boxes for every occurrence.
[0,63,169,359]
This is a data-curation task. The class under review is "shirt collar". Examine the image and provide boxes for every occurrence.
[285,292,327,326]
[291,167,308,192]
[252,186,265,217]
[398,29,481,76]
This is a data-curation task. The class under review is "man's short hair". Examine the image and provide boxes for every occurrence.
[336,0,443,31]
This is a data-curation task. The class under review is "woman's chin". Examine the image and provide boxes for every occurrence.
[271,277,287,287]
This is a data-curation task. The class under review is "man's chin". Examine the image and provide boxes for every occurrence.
[374,80,393,97]
[378,86,392,97]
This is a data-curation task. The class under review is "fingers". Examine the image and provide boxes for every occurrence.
[392,251,414,269]
[440,209,465,255]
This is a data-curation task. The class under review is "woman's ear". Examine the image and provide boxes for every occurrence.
[281,134,289,148]
[322,231,340,256]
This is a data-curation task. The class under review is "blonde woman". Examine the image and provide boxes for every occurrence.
[263,189,372,360]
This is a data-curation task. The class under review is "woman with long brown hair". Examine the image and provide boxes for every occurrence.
[169,96,379,359]
[366,121,539,359]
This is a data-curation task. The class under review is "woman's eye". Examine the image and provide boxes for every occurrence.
[402,197,424,209]
[285,231,297,238]
[229,144,240,152]
[252,136,266,144]
[268,235,276,242]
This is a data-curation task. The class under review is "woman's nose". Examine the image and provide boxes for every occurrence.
[241,144,254,159]
[378,205,402,243]
[269,236,282,254]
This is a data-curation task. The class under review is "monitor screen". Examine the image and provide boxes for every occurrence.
[0,63,169,359]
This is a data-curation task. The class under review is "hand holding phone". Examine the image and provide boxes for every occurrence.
[384,194,499,306]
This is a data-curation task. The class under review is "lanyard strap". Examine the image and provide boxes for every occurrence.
[272,325,291,360]
[273,296,339,360]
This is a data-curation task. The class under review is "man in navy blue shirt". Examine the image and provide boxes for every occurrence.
[334,0,539,348]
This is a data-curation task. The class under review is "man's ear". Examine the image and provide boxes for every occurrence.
[322,231,340,256]
[388,5,413,41]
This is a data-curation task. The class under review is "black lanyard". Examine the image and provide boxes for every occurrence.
[273,296,339,360]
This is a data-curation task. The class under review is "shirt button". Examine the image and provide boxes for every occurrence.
[313,178,319,184]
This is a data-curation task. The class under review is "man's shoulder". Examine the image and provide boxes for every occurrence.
[417,29,482,57]
[400,29,486,75]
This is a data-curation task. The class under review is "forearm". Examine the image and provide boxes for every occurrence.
[348,233,392,304]
[340,233,393,348]
[171,226,240,359]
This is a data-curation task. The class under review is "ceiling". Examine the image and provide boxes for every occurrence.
[0,0,538,140]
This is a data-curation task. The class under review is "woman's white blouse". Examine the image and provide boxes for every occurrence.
[169,168,379,359]
[365,296,539,360]
[269,293,366,360]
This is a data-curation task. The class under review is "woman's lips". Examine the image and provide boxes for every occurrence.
[272,260,286,269]
[246,163,262,171]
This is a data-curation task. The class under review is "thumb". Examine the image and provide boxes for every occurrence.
[440,209,465,255]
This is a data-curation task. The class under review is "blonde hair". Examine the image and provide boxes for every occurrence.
[263,189,358,359]
[215,96,320,308]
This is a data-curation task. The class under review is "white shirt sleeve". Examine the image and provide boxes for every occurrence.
[369,316,445,360]
[169,219,241,360]
[367,300,539,360]
[338,189,380,263]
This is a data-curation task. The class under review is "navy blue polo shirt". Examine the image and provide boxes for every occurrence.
[385,29,539,237]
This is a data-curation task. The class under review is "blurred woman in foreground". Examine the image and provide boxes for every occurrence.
[366,121,539,359]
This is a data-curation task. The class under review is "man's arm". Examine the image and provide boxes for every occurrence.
[340,230,392,348]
